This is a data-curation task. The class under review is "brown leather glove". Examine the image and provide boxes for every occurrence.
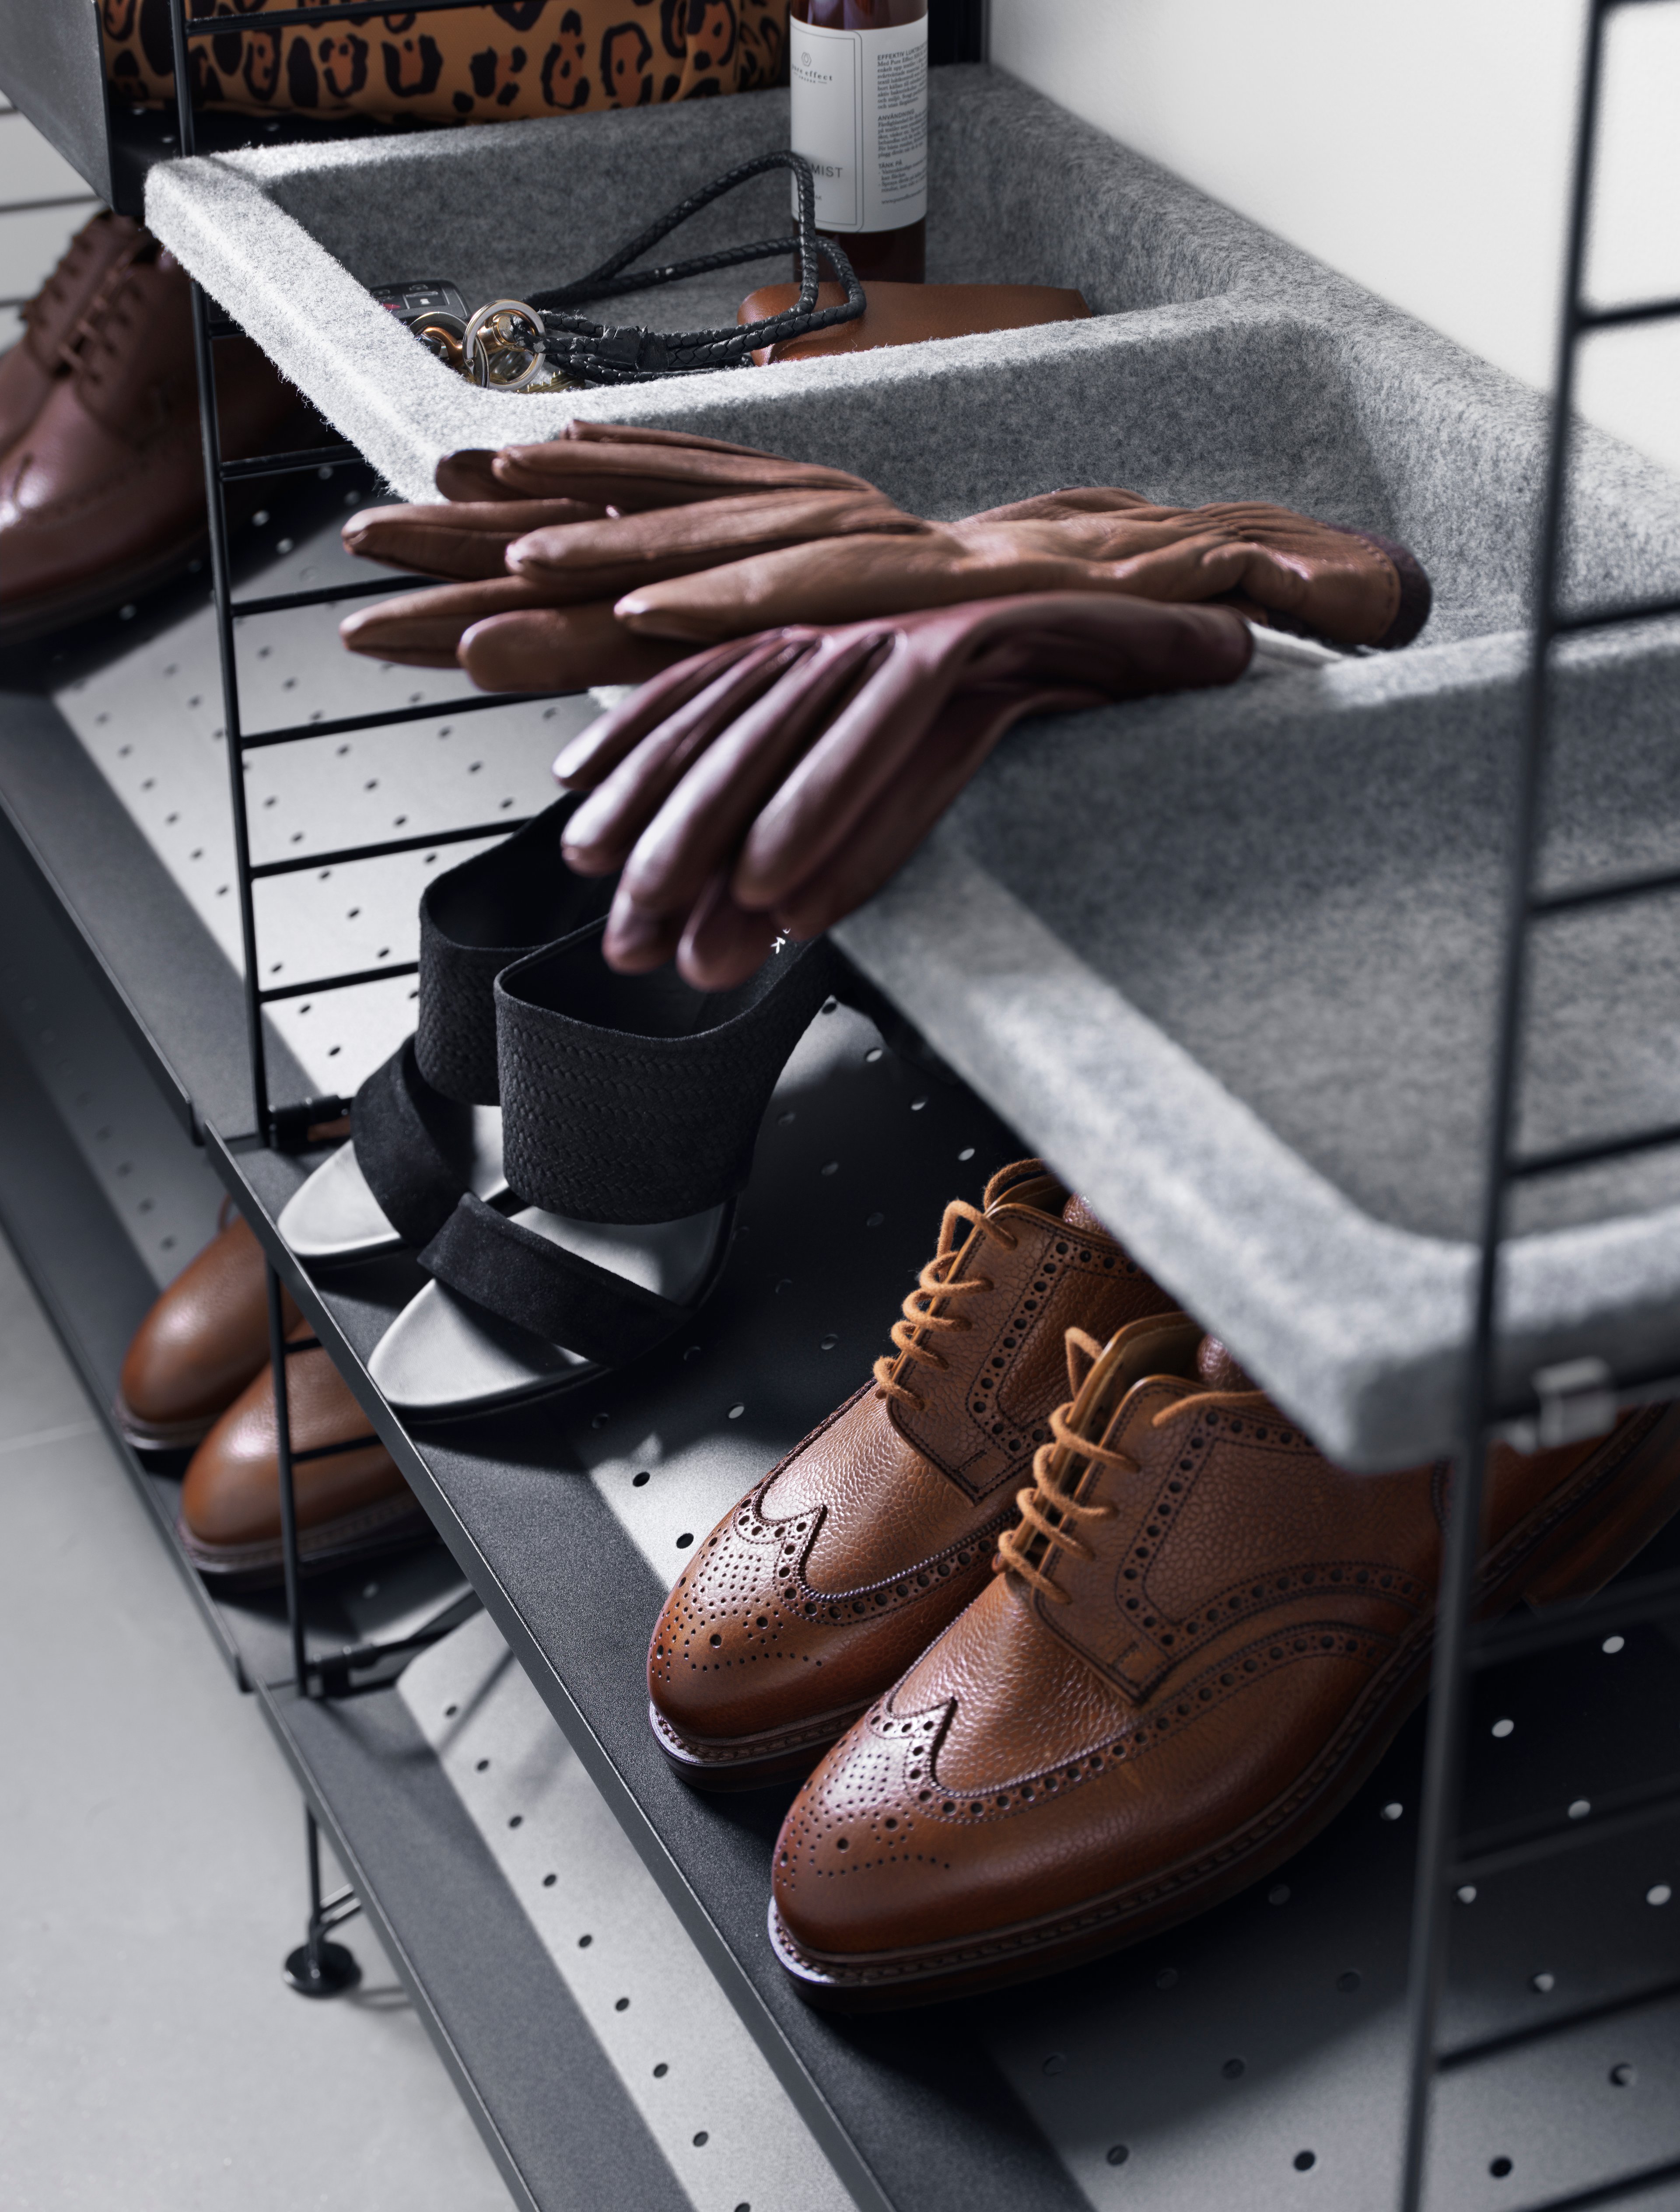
[614,488,1431,652]
[554,593,1254,987]
[339,420,918,667]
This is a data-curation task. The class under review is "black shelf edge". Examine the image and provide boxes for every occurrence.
[255,1679,691,2212]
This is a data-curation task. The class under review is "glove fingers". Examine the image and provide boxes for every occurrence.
[343,497,609,580]
[560,635,812,874]
[340,575,549,662]
[965,486,1159,526]
[770,684,1103,942]
[614,531,966,644]
[601,882,685,973]
[676,876,781,993]
[740,596,1254,910]
[732,637,956,909]
[491,437,878,508]
[616,632,886,920]
[507,489,917,602]
[552,635,768,789]
[558,421,805,457]
[456,603,690,694]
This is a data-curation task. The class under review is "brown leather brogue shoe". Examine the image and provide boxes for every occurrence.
[179,1325,427,1584]
[770,1318,1680,2008]
[0,233,301,644]
[0,212,148,455]
[117,1210,298,1451]
[647,1159,1177,1788]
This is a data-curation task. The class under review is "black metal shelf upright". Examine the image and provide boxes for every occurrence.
[1397,4,1680,2206]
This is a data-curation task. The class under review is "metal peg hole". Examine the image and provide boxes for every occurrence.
[1106,2146,1129,2167]
[1491,1717,1515,1738]
[1294,2151,1316,2172]
[1221,2058,1245,2080]
[1610,2062,1635,2086]
[1490,2158,1514,2178]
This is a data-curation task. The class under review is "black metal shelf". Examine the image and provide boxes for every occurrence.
[9,644,1680,2210]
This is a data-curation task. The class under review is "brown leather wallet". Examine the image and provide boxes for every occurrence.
[738,280,1091,366]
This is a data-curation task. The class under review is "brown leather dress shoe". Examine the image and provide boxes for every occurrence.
[0,211,148,455]
[0,234,301,644]
[117,1211,298,1451]
[179,1324,427,1584]
[770,1317,1680,2008]
[647,1160,1177,1788]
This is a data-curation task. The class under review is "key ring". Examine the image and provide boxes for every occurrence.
[462,299,550,390]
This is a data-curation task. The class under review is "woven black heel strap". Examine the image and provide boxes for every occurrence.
[416,793,615,1104]
[494,924,841,1223]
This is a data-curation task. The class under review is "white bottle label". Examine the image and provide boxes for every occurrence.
[791,17,927,234]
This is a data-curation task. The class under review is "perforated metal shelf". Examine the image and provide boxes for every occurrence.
[5,467,1680,2212]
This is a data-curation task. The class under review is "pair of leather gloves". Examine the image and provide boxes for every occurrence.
[340,423,1431,987]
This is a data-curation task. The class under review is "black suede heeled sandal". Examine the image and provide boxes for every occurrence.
[367,919,840,1419]
[278,795,614,1262]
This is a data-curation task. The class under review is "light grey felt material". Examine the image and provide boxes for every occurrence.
[144,69,1680,1470]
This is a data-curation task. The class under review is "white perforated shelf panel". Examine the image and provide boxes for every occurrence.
[399,1607,854,2212]
[52,484,599,1098]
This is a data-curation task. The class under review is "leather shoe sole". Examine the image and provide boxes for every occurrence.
[649,1693,875,1792]
[769,1398,1680,2009]
[176,1488,434,1590]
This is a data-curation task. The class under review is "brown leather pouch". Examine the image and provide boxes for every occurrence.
[738,280,1091,366]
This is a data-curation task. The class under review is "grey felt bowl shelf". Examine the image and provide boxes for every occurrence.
[140,71,1680,1472]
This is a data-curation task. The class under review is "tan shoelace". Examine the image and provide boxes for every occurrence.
[872,1197,1019,1414]
[999,1378,1271,1602]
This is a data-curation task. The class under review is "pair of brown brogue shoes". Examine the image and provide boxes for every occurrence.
[118,1208,427,1582]
[0,213,300,644]
[649,1160,1680,2009]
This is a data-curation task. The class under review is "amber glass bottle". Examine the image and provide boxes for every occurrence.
[789,0,928,282]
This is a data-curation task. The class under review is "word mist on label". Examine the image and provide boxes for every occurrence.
[791,15,928,235]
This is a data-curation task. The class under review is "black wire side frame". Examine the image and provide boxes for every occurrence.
[165,0,518,1733]
[1397,4,1680,2206]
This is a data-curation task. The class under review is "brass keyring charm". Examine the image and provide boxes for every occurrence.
[409,311,468,375]
[463,299,549,391]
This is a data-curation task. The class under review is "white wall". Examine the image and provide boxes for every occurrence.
[987,0,1680,475]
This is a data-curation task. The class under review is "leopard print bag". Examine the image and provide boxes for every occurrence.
[102,0,787,125]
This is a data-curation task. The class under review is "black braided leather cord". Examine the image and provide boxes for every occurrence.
[527,151,866,386]
[496,923,841,1222]
[350,1036,479,1250]
[418,1192,688,1367]
[415,793,615,1104]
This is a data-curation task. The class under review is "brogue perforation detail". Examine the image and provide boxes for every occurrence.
[966,1233,1141,1458]
[836,1620,1395,1834]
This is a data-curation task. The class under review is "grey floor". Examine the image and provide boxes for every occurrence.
[0,1227,512,2212]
